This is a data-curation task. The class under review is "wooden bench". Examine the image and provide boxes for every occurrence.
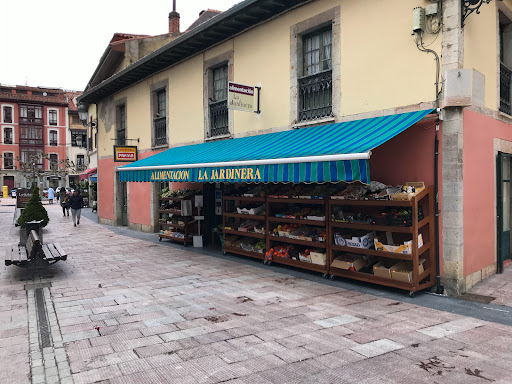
[5,230,67,268]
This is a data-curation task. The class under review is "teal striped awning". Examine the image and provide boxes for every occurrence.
[119,109,433,184]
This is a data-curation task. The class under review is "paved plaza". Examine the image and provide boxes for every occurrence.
[1,199,512,384]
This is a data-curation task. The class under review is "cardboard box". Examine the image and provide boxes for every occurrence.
[391,259,426,283]
[236,205,264,215]
[374,234,423,254]
[373,260,400,279]
[310,251,327,265]
[331,255,367,271]
[298,253,312,263]
[334,231,376,249]
[390,182,425,201]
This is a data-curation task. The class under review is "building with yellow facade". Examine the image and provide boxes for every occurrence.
[78,0,512,295]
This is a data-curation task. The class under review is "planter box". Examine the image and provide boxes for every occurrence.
[19,228,43,246]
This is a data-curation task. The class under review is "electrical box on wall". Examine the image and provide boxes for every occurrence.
[425,3,438,16]
[412,7,426,32]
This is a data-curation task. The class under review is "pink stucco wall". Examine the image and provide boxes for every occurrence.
[98,158,115,221]
[128,181,152,225]
[462,109,512,276]
[370,118,443,273]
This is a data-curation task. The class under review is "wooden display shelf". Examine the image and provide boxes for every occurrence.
[268,256,327,273]
[223,196,266,202]
[159,196,188,201]
[223,212,266,220]
[223,246,265,260]
[267,197,325,204]
[158,208,182,214]
[269,236,327,248]
[159,220,196,229]
[330,218,429,233]
[268,217,326,226]
[329,187,429,207]
[330,242,431,260]
[158,233,192,244]
[223,229,265,239]
[328,266,434,292]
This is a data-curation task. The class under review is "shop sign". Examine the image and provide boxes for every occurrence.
[228,82,255,112]
[16,188,32,208]
[114,146,138,162]
[149,166,262,182]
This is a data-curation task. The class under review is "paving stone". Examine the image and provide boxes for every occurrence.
[351,338,404,358]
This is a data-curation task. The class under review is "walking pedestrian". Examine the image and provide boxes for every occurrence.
[48,186,55,204]
[59,188,70,216]
[69,190,84,227]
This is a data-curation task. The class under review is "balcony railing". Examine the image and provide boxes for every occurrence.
[49,140,57,146]
[20,117,43,125]
[154,116,167,146]
[501,62,512,116]
[298,70,333,122]
[209,100,229,137]
[4,138,12,144]
[20,138,43,145]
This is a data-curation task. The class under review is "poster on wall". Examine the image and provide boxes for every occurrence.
[114,146,138,162]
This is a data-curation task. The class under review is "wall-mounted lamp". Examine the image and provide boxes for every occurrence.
[462,0,492,28]
[78,103,97,128]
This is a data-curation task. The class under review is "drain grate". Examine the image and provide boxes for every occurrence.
[35,288,52,348]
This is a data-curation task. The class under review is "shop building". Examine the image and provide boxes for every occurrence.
[77,0,512,295]
[0,85,81,191]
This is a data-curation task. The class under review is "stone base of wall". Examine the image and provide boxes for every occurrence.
[128,222,155,233]
[464,263,497,292]
[98,217,115,227]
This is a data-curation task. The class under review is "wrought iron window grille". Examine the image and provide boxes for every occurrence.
[208,100,229,137]
[298,70,333,122]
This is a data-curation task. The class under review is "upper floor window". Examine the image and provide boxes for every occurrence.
[2,152,14,169]
[49,130,58,146]
[154,89,167,146]
[76,154,85,170]
[3,127,13,144]
[49,154,58,171]
[20,105,43,123]
[209,65,229,138]
[20,125,43,145]
[299,28,333,122]
[500,16,512,115]
[71,132,86,147]
[21,148,43,169]
[117,105,126,146]
[48,109,58,125]
[2,106,13,123]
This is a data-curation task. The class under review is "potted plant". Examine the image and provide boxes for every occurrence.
[17,184,49,245]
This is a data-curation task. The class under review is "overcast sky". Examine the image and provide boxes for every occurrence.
[0,0,240,92]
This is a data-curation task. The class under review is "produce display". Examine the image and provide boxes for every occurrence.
[159,188,199,198]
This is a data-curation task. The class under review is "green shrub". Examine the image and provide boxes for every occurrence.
[17,184,50,228]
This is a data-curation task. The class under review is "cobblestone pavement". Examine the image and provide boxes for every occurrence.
[1,199,512,384]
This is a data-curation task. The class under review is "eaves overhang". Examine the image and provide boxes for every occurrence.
[78,0,312,105]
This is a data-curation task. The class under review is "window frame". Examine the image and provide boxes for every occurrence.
[2,126,14,144]
[2,151,14,170]
[49,153,58,172]
[71,131,87,147]
[48,108,58,126]
[116,104,126,146]
[290,7,340,126]
[76,154,85,168]
[1,104,14,123]
[151,84,168,148]
[48,129,58,146]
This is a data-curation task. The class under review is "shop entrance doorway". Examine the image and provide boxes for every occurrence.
[497,151,512,273]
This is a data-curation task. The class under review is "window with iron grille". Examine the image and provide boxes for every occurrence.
[299,28,333,121]
[154,90,167,146]
[3,152,13,169]
[117,105,126,146]
[49,154,58,171]
[49,130,57,146]
[500,19,512,115]
[209,65,229,137]
[49,110,58,125]
[3,127,13,144]
[2,106,12,123]
[76,155,85,168]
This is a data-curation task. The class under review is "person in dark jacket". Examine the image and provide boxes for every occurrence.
[59,187,69,216]
[68,190,84,227]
